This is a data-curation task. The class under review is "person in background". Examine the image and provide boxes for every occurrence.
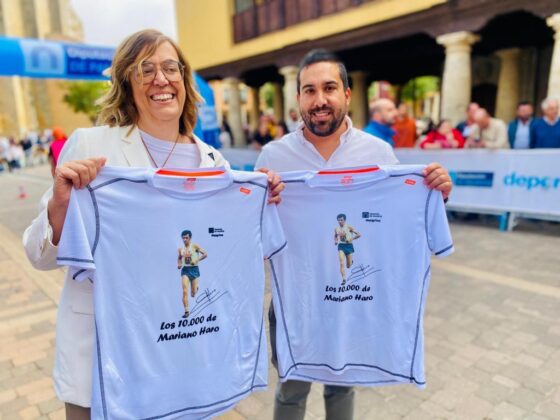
[456,102,479,139]
[48,127,68,177]
[21,135,34,166]
[274,120,289,139]
[507,101,534,149]
[363,98,398,146]
[0,135,10,171]
[7,137,24,171]
[530,97,560,148]
[420,119,465,149]
[465,108,509,149]
[286,108,300,132]
[250,118,273,150]
[219,119,233,148]
[392,103,417,148]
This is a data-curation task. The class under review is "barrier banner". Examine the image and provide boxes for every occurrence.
[222,148,560,216]
[221,149,259,171]
[395,149,560,216]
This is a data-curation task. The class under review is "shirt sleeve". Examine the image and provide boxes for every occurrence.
[261,198,287,259]
[22,129,87,271]
[426,189,454,258]
[56,187,97,281]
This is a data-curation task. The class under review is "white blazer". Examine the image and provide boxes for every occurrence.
[22,125,229,407]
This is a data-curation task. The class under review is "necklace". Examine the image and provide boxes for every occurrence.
[140,131,181,168]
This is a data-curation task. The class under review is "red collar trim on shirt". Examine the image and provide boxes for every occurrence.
[318,166,379,175]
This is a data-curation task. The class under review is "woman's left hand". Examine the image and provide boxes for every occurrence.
[423,162,452,200]
[256,168,285,204]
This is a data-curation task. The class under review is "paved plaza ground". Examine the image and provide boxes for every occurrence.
[0,165,559,419]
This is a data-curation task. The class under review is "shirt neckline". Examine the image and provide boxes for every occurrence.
[305,165,388,190]
[147,167,233,199]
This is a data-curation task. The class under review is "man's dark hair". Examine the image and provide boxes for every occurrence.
[337,214,346,220]
[297,49,349,93]
[181,230,192,238]
[517,100,532,108]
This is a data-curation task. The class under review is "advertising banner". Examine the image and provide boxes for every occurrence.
[395,149,560,217]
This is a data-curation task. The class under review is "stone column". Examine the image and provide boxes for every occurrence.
[431,92,441,123]
[495,48,521,122]
[349,71,368,128]
[280,65,298,122]
[272,82,284,122]
[437,31,480,125]
[223,77,245,147]
[547,13,560,99]
[247,86,260,132]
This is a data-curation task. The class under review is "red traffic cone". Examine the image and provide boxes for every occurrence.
[18,185,27,199]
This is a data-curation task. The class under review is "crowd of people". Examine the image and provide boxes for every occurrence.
[0,127,68,173]
[363,97,560,150]
[248,110,298,150]
[218,96,560,152]
[218,108,299,151]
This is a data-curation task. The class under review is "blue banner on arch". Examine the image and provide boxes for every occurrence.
[1,36,113,80]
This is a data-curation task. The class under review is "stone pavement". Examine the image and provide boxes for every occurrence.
[1,165,559,419]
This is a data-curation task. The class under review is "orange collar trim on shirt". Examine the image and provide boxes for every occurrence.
[156,169,225,177]
[318,166,379,175]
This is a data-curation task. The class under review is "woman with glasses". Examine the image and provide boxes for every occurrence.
[23,29,282,418]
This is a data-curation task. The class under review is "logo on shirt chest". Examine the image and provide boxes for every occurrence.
[362,211,382,223]
[340,175,353,185]
[208,227,225,237]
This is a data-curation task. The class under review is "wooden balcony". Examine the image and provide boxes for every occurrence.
[233,0,371,43]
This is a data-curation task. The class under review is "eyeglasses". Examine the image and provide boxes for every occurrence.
[133,60,185,84]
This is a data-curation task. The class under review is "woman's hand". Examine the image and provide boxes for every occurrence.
[256,167,285,205]
[48,157,106,245]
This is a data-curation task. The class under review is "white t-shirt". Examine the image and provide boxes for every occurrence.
[255,117,398,171]
[57,166,286,419]
[269,165,453,387]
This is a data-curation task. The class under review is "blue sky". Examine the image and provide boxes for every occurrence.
[70,0,177,47]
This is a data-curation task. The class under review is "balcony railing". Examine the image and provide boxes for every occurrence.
[233,0,371,43]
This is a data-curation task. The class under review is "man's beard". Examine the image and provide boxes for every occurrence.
[302,105,346,137]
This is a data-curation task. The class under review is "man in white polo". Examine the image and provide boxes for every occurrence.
[256,49,452,420]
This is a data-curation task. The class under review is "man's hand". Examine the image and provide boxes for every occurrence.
[256,167,285,204]
[423,162,452,200]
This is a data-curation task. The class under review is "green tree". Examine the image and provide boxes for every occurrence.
[260,82,275,110]
[62,81,110,124]
[400,76,439,103]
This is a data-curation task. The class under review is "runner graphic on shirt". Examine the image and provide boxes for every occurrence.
[334,214,361,285]
[177,230,208,318]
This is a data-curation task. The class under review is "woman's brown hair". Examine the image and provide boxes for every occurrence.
[97,29,202,136]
